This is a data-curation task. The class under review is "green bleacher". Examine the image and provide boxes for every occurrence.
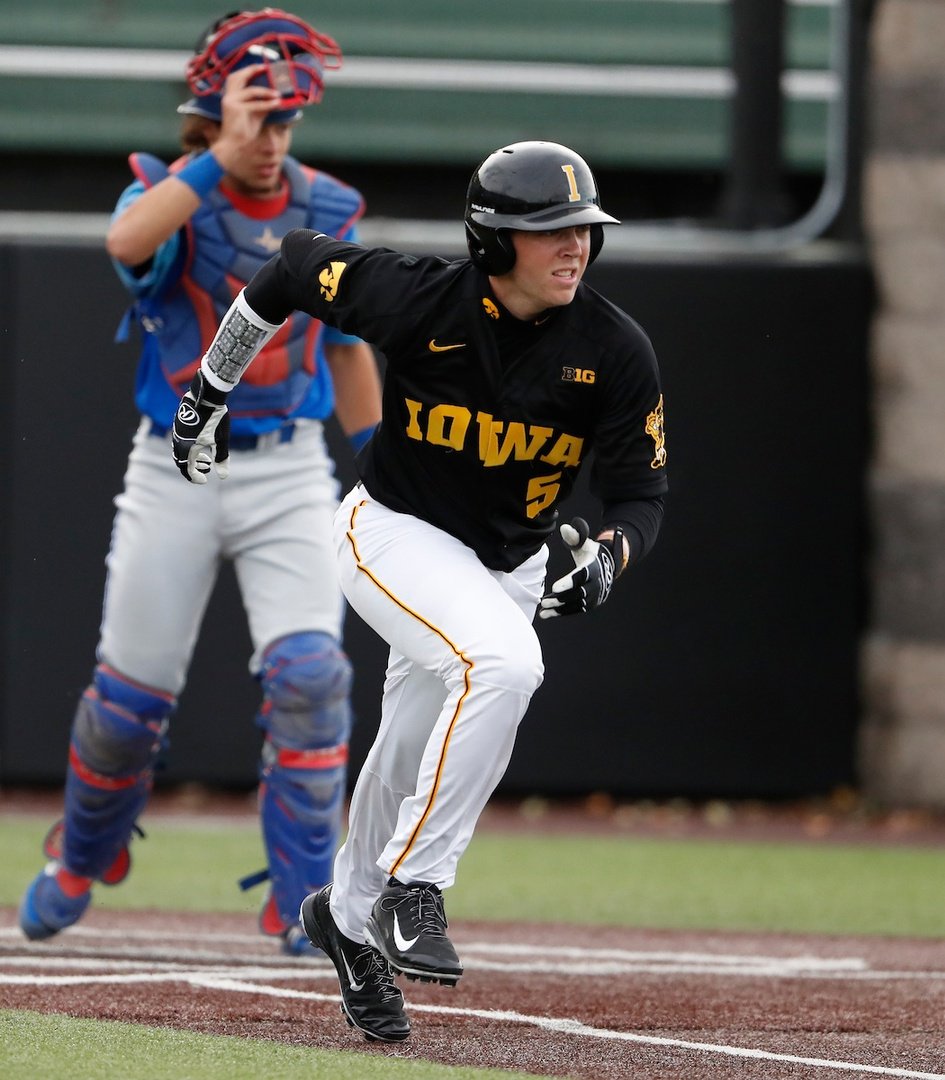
[0,0,835,170]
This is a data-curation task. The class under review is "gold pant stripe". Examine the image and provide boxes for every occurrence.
[345,501,473,879]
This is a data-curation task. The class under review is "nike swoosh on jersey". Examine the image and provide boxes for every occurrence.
[392,910,420,952]
[428,339,466,352]
[341,950,365,991]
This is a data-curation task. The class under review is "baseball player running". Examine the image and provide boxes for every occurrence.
[18,10,381,956]
[171,140,668,1040]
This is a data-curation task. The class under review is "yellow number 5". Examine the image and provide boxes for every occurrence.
[525,472,562,519]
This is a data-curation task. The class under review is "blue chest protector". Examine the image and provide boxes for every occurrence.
[116,152,364,435]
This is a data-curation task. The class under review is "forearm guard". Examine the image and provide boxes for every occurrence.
[201,290,285,393]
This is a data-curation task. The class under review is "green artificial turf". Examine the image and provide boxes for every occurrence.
[0,1010,536,1080]
[3,813,945,937]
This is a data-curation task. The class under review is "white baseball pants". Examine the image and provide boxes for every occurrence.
[98,418,344,693]
[329,483,547,943]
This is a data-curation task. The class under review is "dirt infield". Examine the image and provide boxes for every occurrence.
[3,905,945,1079]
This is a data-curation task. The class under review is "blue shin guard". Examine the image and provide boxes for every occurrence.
[61,665,173,880]
[256,632,352,934]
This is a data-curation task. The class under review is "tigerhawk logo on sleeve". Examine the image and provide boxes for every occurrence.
[645,394,667,468]
[318,261,347,302]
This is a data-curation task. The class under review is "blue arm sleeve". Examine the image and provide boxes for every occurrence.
[109,181,183,299]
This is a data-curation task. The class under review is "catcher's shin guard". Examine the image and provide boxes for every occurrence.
[256,632,352,932]
[60,665,173,880]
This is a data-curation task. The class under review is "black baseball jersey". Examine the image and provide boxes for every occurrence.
[247,228,668,572]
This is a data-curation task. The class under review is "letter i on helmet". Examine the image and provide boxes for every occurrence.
[178,8,344,125]
[464,140,621,275]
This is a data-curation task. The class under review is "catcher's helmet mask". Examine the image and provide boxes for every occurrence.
[178,8,342,125]
[465,141,620,276]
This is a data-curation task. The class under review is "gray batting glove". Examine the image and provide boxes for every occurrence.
[172,370,231,484]
[539,517,620,618]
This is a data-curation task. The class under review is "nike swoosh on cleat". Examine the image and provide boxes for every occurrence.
[428,339,465,352]
[392,910,420,952]
[341,951,365,991]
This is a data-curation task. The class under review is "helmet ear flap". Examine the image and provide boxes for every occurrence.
[588,224,604,265]
[465,223,516,276]
[492,230,516,275]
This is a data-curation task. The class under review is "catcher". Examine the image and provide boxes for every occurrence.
[19,9,381,956]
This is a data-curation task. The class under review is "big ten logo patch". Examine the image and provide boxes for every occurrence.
[561,366,596,385]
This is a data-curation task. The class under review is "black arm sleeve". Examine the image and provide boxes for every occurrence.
[244,228,339,325]
[601,495,665,566]
[243,251,302,325]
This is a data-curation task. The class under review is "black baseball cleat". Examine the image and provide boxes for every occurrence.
[364,877,463,986]
[299,885,410,1042]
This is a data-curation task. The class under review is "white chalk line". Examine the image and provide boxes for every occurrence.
[192,976,945,1080]
[0,927,874,975]
[3,928,944,982]
[0,925,878,966]
[2,928,944,1079]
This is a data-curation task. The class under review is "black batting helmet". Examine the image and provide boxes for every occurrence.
[464,141,620,275]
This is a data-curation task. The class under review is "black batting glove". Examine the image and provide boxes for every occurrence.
[172,370,231,484]
[538,517,624,618]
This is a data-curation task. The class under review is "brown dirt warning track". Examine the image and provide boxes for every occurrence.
[3,907,945,1079]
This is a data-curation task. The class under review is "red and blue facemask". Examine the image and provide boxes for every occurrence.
[177,8,343,125]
